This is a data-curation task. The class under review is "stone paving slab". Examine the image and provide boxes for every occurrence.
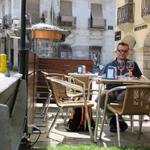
[29,104,150,149]
[30,114,150,148]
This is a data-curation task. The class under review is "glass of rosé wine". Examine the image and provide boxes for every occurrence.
[126,60,134,76]
[117,61,125,77]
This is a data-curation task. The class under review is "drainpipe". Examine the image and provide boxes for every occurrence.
[51,0,53,25]
[19,0,27,79]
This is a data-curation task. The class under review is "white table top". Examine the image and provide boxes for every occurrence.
[0,72,22,94]
[68,72,98,77]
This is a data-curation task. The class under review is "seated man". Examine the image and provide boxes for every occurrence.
[99,42,142,132]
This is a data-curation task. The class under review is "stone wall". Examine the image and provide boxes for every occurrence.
[143,47,150,79]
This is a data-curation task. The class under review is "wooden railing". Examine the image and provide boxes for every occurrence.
[36,58,93,103]
[117,3,134,25]
[23,50,37,124]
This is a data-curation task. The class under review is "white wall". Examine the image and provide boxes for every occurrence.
[101,0,116,65]
[40,0,116,65]
[0,0,116,66]
[11,0,21,19]
[67,0,116,65]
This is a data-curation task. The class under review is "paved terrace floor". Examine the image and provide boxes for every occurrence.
[30,103,150,149]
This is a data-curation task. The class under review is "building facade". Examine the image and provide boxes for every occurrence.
[40,0,116,66]
[116,0,150,78]
[0,0,22,69]
[0,0,116,68]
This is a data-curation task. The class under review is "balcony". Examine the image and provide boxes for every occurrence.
[57,15,76,28]
[117,3,134,31]
[88,17,106,30]
[141,0,150,22]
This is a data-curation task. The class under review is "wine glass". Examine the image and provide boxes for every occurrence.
[126,60,134,76]
[117,61,125,77]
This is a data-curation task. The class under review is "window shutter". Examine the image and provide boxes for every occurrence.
[60,1,72,16]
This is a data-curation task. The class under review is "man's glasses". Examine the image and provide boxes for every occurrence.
[117,49,128,53]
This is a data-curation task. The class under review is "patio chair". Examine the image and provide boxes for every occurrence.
[99,84,150,146]
[40,71,68,120]
[72,76,98,100]
[46,77,94,141]
[41,71,83,121]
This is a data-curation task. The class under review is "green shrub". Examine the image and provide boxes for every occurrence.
[40,145,150,150]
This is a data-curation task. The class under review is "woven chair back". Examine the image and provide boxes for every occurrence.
[47,79,69,107]
[42,72,67,99]
[73,76,90,89]
[122,85,150,115]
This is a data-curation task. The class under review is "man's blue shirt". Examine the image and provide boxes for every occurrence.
[102,58,142,89]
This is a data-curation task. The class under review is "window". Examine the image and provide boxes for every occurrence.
[27,0,40,24]
[90,3,106,29]
[91,3,103,18]
[141,0,150,17]
[58,44,72,59]
[89,46,101,65]
[125,0,133,3]
[59,0,75,26]
[60,0,72,16]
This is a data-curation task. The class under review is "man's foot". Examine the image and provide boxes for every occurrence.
[109,116,117,132]
[120,121,128,132]
[109,116,128,133]
[110,124,117,132]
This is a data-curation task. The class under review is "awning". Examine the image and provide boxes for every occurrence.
[31,23,70,41]
[121,35,136,49]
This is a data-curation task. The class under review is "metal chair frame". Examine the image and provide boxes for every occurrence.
[99,84,150,146]
[41,71,69,121]
[46,77,94,141]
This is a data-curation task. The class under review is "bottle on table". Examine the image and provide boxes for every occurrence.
[0,54,7,73]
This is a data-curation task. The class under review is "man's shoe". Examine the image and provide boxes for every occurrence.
[109,116,128,133]
[119,121,128,132]
[109,116,117,133]
[110,124,117,132]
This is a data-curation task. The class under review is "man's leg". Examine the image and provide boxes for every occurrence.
[96,90,128,132]
[117,90,128,132]
[109,90,128,132]
[98,90,118,132]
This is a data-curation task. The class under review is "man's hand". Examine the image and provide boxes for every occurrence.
[124,72,132,77]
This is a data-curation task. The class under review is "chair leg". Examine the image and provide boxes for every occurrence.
[115,113,121,147]
[60,107,67,124]
[47,108,60,137]
[85,105,93,141]
[138,115,143,139]
[130,115,134,132]
[62,108,69,125]
[43,93,52,121]
[99,108,106,140]
[94,108,101,139]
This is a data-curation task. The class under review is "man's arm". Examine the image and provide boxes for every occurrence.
[132,62,142,78]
